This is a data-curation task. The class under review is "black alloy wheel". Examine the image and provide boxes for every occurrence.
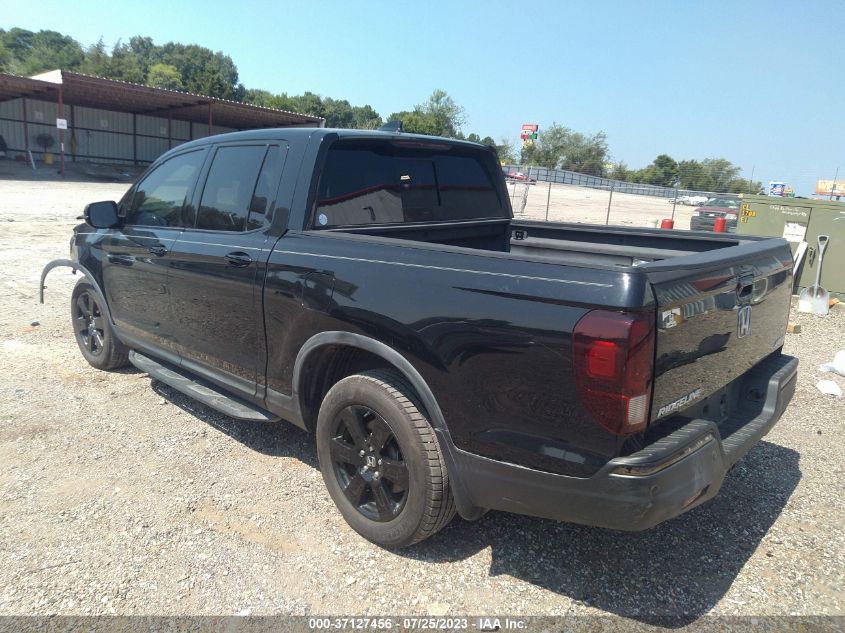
[70,281,129,370]
[330,404,410,522]
[74,290,105,357]
[315,370,456,547]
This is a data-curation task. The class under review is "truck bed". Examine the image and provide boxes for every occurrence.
[336,217,773,268]
[325,218,794,430]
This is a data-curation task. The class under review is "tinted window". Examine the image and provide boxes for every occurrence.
[127,150,205,227]
[436,154,501,215]
[247,146,283,230]
[197,145,268,232]
[315,142,503,228]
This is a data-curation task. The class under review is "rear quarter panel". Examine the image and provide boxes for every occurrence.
[264,231,653,476]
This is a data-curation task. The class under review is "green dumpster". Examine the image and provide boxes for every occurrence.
[736,194,845,299]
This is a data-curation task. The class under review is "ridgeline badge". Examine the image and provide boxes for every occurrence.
[656,388,703,419]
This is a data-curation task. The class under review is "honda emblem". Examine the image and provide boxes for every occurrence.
[737,305,752,338]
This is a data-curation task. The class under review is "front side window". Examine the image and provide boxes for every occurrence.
[127,150,205,227]
[314,142,504,228]
[196,145,269,232]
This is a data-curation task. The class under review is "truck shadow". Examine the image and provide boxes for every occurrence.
[151,380,320,468]
[152,381,799,626]
[407,440,801,626]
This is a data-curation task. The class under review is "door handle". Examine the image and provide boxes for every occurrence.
[107,253,134,264]
[148,244,168,256]
[225,251,253,267]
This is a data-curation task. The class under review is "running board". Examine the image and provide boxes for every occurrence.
[129,350,279,422]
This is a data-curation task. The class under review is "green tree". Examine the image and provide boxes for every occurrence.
[128,36,156,76]
[243,89,381,128]
[637,154,679,187]
[242,88,275,106]
[147,63,183,90]
[521,123,609,175]
[610,161,633,182]
[0,41,11,72]
[12,29,84,75]
[677,159,709,190]
[286,91,325,118]
[157,42,241,99]
[700,158,742,192]
[726,177,763,194]
[388,109,438,135]
[351,104,382,129]
[493,138,517,164]
[80,38,111,77]
[390,89,466,138]
[106,40,145,83]
[1,27,35,61]
[322,97,354,128]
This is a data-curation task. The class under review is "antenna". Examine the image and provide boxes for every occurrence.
[378,120,403,133]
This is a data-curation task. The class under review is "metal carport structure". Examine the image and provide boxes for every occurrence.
[0,69,323,175]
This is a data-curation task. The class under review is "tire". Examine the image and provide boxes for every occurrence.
[71,281,129,371]
[316,370,456,548]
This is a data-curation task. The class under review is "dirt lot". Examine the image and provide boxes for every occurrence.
[507,180,696,228]
[0,173,843,622]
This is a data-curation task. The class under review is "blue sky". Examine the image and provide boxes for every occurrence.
[4,0,844,195]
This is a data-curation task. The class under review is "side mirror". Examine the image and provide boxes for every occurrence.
[84,201,120,229]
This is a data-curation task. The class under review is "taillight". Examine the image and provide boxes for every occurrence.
[572,310,655,435]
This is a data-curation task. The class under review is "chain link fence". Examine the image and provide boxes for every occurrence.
[502,164,739,230]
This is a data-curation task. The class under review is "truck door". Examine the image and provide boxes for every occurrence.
[167,142,287,397]
[101,148,207,355]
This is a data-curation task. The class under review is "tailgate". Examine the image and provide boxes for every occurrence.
[641,238,793,422]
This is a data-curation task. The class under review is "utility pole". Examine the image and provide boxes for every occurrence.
[830,167,840,201]
[748,165,755,194]
[605,181,614,225]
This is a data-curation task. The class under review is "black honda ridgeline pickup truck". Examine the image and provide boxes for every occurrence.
[42,128,797,548]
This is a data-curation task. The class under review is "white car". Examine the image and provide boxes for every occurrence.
[670,195,709,206]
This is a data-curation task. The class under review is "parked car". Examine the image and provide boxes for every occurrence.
[670,194,709,206]
[42,128,797,548]
[503,169,536,184]
[690,197,741,232]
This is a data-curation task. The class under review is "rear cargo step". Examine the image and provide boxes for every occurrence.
[129,351,279,422]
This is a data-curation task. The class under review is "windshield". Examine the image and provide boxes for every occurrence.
[704,198,739,208]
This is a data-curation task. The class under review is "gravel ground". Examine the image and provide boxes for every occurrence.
[0,175,844,623]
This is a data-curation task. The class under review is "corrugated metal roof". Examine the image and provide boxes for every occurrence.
[0,70,323,129]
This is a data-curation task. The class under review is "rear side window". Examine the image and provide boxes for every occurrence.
[247,146,284,230]
[197,145,269,232]
[127,150,205,227]
[314,142,504,228]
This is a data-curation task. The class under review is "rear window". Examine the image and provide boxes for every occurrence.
[313,142,504,228]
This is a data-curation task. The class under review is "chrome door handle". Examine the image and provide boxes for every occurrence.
[224,251,253,267]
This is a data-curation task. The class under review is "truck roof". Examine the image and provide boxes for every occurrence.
[169,127,493,157]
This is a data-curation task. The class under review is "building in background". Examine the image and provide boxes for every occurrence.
[0,70,322,173]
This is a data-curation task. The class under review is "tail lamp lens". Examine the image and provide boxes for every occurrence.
[573,310,655,435]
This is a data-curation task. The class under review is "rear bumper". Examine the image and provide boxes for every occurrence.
[446,353,797,530]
